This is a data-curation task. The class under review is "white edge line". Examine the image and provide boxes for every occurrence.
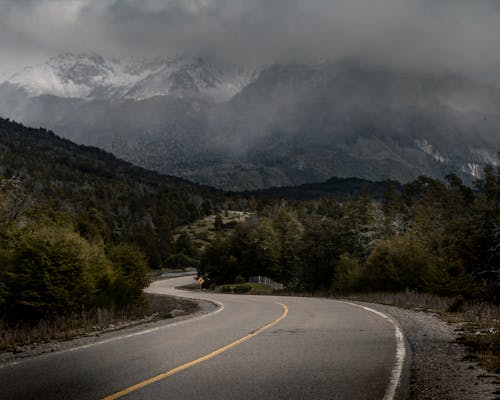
[339,301,406,400]
[0,299,224,370]
[1,289,406,398]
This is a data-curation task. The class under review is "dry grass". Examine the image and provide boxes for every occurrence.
[345,291,456,312]
[344,291,500,374]
[0,293,198,353]
[174,211,252,251]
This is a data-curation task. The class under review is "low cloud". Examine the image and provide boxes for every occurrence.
[1,0,500,82]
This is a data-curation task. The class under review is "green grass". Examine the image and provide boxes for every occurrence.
[179,282,276,295]
[215,283,275,295]
[243,283,275,295]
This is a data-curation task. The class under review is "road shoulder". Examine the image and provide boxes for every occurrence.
[351,301,499,400]
[0,295,217,366]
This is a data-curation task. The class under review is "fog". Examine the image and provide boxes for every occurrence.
[1,0,500,84]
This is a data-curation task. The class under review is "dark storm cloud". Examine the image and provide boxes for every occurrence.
[1,0,500,80]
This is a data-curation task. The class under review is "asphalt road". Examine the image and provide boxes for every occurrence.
[0,277,406,400]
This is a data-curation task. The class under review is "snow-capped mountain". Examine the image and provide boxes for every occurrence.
[1,57,499,190]
[5,52,256,102]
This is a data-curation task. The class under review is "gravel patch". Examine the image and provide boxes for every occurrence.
[353,301,499,400]
[0,296,218,366]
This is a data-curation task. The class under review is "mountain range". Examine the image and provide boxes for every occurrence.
[4,52,255,102]
[1,53,499,190]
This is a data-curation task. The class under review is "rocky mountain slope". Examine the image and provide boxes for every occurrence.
[1,54,499,190]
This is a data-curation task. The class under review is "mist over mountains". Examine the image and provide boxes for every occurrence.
[3,52,256,102]
[1,53,499,190]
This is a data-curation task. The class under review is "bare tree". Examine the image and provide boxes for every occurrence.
[0,177,30,225]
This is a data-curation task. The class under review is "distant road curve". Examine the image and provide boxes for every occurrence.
[0,276,407,400]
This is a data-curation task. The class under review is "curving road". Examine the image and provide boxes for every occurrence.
[0,277,407,400]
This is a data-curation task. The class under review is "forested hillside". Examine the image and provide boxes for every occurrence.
[245,177,402,201]
[0,118,238,264]
[0,118,241,322]
[1,115,498,326]
[201,170,500,303]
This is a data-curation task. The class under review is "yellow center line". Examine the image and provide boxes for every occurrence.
[101,302,289,400]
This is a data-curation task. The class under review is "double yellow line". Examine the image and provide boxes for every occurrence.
[102,302,289,400]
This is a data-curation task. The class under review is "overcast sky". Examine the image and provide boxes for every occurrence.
[1,0,500,82]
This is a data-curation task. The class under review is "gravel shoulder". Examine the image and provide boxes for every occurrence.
[0,295,218,366]
[352,301,499,400]
[2,289,498,400]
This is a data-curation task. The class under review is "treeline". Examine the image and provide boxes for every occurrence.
[245,177,402,201]
[0,118,245,322]
[200,167,500,302]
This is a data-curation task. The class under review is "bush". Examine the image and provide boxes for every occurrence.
[447,295,465,313]
[363,234,434,291]
[174,232,198,257]
[219,285,232,293]
[234,275,247,284]
[199,236,239,284]
[2,225,112,322]
[195,231,210,241]
[106,243,149,309]
[214,214,224,231]
[232,284,252,294]
[166,253,198,269]
[331,253,363,293]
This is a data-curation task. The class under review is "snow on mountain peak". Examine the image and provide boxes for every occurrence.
[415,139,449,163]
[5,53,257,102]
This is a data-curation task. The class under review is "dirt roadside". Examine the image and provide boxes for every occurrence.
[2,291,498,399]
[0,294,217,365]
[352,301,499,400]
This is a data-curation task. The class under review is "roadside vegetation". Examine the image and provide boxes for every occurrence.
[0,178,150,323]
[182,280,275,295]
[0,293,197,353]
[344,291,499,374]
[201,167,499,302]
[163,211,252,271]
[0,118,498,374]
[199,166,500,373]
[0,174,203,352]
[0,119,248,347]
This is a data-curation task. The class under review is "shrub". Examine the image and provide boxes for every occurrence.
[2,225,112,322]
[214,214,224,231]
[219,285,232,293]
[331,253,363,293]
[232,284,252,294]
[174,232,198,257]
[166,253,198,269]
[106,243,149,309]
[195,231,210,241]
[447,295,465,313]
[363,234,434,291]
[234,275,247,284]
